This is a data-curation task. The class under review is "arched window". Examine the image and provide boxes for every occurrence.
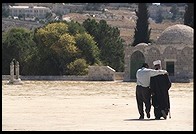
[130,51,145,79]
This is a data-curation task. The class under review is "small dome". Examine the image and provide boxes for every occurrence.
[157,24,193,45]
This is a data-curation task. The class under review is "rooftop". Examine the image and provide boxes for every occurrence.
[156,24,193,45]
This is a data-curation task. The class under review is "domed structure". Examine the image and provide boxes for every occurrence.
[156,24,193,45]
[124,24,193,82]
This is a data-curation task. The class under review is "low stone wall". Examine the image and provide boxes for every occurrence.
[2,66,119,81]
[88,66,116,81]
[22,75,89,81]
[2,75,89,81]
[114,72,124,80]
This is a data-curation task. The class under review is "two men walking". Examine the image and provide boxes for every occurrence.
[136,60,171,120]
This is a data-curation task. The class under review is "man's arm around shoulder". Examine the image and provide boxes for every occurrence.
[150,69,168,77]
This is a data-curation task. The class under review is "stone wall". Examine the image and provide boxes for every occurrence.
[2,75,88,81]
[124,44,193,82]
[88,66,116,81]
[114,72,124,80]
[2,66,118,81]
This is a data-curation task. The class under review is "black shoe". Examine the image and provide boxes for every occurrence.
[155,117,161,120]
[139,116,144,120]
[147,113,150,118]
[161,110,167,119]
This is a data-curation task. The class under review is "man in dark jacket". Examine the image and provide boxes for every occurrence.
[150,60,171,120]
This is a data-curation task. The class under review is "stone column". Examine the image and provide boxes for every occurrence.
[16,61,19,79]
[9,61,14,83]
[8,59,22,85]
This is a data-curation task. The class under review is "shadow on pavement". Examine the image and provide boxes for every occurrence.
[124,118,166,121]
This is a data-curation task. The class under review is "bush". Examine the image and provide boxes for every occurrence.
[67,58,89,75]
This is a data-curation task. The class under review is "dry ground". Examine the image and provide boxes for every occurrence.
[2,80,193,131]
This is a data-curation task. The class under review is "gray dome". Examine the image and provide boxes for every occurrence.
[156,24,193,45]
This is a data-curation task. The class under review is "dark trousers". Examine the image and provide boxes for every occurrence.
[154,106,169,119]
[136,85,151,117]
[154,107,162,118]
[152,92,170,119]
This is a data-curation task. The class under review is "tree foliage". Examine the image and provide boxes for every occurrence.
[184,3,194,28]
[75,33,100,65]
[67,58,89,75]
[170,4,179,21]
[33,21,100,75]
[155,8,164,23]
[132,3,151,46]
[2,18,126,75]
[2,4,9,17]
[66,20,86,36]
[83,18,125,71]
[34,22,79,75]
[2,27,36,75]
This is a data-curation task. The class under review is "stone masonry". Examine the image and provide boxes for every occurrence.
[88,66,116,81]
[124,24,193,82]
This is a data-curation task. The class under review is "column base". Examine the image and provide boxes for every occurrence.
[7,78,23,85]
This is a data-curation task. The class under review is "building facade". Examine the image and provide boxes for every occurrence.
[9,5,51,19]
[124,24,193,82]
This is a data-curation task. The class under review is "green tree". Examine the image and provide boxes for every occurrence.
[170,4,179,21]
[66,20,86,36]
[83,19,125,71]
[132,3,151,46]
[34,22,79,75]
[75,33,100,65]
[34,21,101,75]
[2,27,36,75]
[2,3,10,17]
[184,3,194,28]
[155,8,164,23]
[67,58,89,75]
[82,18,99,37]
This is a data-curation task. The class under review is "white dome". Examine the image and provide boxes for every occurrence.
[156,24,193,45]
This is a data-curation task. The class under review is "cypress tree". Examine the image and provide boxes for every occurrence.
[132,3,151,46]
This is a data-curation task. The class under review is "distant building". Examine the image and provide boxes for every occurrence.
[63,3,86,12]
[9,5,51,19]
[15,3,53,7]
[52,3,70,15]
[108,3,131,8]
[52,3,86,15]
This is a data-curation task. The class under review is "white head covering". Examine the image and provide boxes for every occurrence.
[153,60,161,66]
